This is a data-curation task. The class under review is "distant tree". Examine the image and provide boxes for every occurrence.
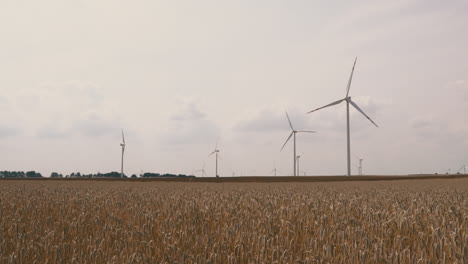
[26,171,42,178]
[131,174,137,178]
[50,172,60,178]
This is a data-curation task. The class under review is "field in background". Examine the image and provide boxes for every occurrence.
[2,174,467,182]
[1,179,467,263]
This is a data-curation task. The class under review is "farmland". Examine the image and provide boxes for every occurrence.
[0,178,467,263]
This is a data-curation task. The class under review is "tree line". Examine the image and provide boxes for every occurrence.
[0,171,195,178]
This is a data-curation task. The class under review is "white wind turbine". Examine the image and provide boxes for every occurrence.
[355,155,364,176]
[307,58,378,176]
[120,129,126,178]
[270,161,278,176]
[281,111,316,176]
[196,163,207,177]
[458,165,467,174]
[209,141,220,177]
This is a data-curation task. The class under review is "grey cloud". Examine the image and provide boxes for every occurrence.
[37,112,121,139]
[171,102,206,121]
[410,116,433,129]
[39,81,104,107]
[25,82,122,139]
[409,115,449,143]
[450,80,468,101]
[233,108,310,133]
[37,126,69,139]
[161,101,219,146]
[74,112,121,137]
[0,126,20,138]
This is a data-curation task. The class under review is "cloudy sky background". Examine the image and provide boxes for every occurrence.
[1,0,467,176]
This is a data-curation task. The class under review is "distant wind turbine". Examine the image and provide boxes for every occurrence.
[307,58,378,176]
[196,163,207,177]
[270,161,278,176]
[120,129,126,178]
[209,141,220,177]
[280,111,316,176]
[458,165,467,174]
[355,155,364,176]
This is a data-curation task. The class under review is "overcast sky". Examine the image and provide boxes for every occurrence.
[1,0,467,177]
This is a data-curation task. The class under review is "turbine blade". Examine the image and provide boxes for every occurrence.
[209,150,216,156]
[349,99,379,127]
[296,130,316,133]
[280,132,294,151]
[285,111,294,130]
[307,99,344,114]
[346,57,358,97]
[121,129,125,144]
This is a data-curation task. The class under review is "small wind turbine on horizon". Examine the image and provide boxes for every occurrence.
[209,141,220,177]
[280,111,316,176]
[196,163,207,177]
[307,58,378,176]
[355,155,364,176]
[458,165,467,174]
[120,129,126,178]
[270,161,278,176]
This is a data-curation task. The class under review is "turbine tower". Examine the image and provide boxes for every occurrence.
[280,111,316,176]
[120,129,126,178]
[296,155,301,176]
[307,58,378,176]
[209,141,220,177]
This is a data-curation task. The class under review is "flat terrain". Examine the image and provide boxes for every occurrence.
[1,178,467,263]
[2,174,467,182]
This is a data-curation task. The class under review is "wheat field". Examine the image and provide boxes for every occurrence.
[0,179,467,263]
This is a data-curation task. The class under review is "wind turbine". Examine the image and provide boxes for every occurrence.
[355,155,364,176]
[120,129,126,178]
[270,161,278,176]
[458,165,467,174]
[196,163,207,177]
[280,111,316,176]
[307,58,378,176]
[209,141,220,177]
